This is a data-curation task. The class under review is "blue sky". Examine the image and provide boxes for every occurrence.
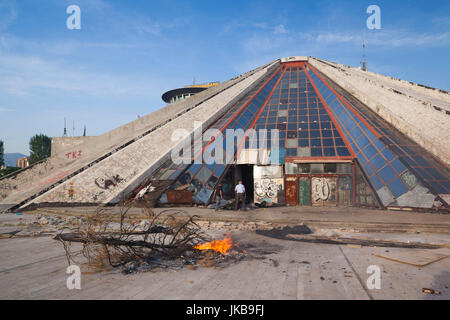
[1,0,449,154]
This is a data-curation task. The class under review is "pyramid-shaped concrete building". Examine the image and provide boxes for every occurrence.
[1,57,449,212]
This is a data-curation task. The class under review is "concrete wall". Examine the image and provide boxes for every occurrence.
[51,137,98,158]
[309,58,450,165]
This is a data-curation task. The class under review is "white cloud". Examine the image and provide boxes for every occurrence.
[0,54,162,97]
[273,24,288,35]
[297,30,450,47]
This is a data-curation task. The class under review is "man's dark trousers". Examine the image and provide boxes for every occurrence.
[235,193,246,211]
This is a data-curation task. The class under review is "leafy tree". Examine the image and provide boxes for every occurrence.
[29,134,51,165]
[0,167,20,178]
[0,140,4,167]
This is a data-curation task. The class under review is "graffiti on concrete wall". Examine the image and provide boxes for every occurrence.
[254,178,283,204]
[94,174,124,190]
[254,165,283,205]
[0,183,16,190]
[65,150,83,160]
[255,179,278,199]
[312,177,337,206]
[313,178,331,202]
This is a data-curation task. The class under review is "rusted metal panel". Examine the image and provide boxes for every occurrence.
[166,190,194,204]
[285,176,298,206]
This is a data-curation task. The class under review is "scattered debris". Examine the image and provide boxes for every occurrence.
[55,203,209,272]
[256,225,312,240]
[54,202,254,273]
[347,244,362,249]
[0,230,20,239]
[422,288,441,295]
[269,259,279,267]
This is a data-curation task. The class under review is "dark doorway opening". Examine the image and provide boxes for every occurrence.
[235,165,254,203]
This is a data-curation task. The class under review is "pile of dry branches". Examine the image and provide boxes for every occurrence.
[55,201,207,272]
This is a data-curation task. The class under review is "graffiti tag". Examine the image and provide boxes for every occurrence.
[255,179,278,199]
[65,150,82,160]
[94,174,124,190]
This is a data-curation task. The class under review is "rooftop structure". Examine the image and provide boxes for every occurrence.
[162,82,220,104]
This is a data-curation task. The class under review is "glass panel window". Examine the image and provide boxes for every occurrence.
[285,163,297,174]
[324,163,337,174]
[311,163,324,174]
[338,163,352,174]
[299,164,311,174]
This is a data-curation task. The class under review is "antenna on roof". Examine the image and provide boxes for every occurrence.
[361,29,367,71]
[63,118,67,137]
[83,125,86,137]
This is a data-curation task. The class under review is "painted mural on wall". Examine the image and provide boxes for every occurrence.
[253,165,284,205]
[94,174,124,190]
[35,170,137,204]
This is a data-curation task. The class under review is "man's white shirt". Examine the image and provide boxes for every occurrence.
[235,184,245,194]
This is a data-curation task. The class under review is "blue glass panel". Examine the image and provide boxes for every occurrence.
[355,134,370,150]
[379,165,397,184]
[350,126,363,140]
[311,148,323,157]
[373,139,385,151]
[324,148,336,157]
[337,148,351,156]
[382,148,395,161]
[391,158,407,174]
[371,154,387,171]
[364,144,378,160]
[311,139,321,147]
[388,179,408,198]
[364,163,375,177]
[286,149,297,157]
[371,175,383,190]
[214,165,225,177]
[357,153,367,165]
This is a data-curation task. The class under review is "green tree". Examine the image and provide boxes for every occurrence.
[0,167,20,178]
[0,140,4,167]
[29,134,51,165]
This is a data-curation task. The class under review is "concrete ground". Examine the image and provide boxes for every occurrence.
[0,209,449,300]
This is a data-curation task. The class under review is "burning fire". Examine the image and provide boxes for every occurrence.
[195,237,233,254]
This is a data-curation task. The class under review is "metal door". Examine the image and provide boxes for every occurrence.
[285,176,298,206]
[298,178,311,206]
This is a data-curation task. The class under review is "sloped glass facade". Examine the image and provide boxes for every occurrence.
[134,59,449,210]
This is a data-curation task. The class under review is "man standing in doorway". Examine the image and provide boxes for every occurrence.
[234,180,246,211]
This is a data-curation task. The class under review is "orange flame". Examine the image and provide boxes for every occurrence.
[195,237,233,254]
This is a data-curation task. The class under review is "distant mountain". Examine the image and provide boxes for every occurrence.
[3,153,29,167]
